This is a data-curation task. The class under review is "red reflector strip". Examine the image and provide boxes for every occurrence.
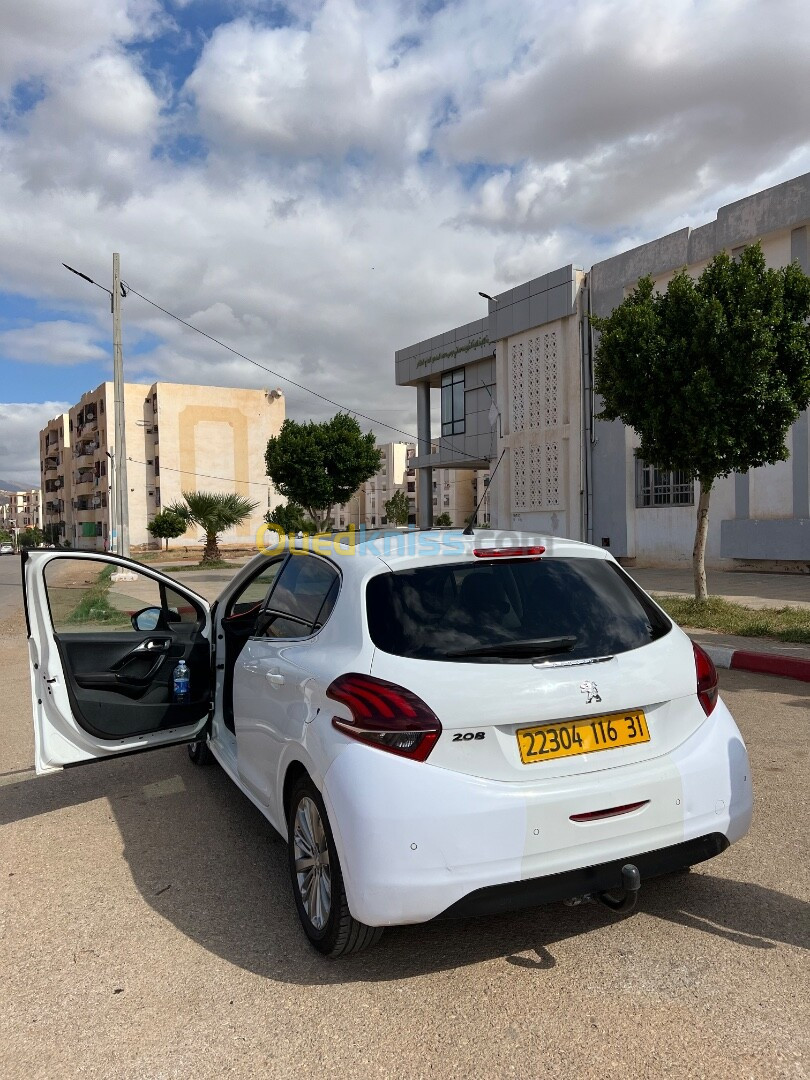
[473,546,545,558]
[570,800,649,823]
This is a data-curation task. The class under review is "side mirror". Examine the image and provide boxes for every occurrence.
[131,607,162,632]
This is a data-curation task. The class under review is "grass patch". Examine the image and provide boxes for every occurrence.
[66,568,130,627]
[653,594,810,645]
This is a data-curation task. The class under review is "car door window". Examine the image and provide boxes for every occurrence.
[39,557,210,742]
[43,558,199,633]
[225,559,285,620]
[258,556,340,639]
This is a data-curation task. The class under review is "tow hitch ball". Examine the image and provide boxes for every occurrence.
[564,864,642,915]
[597,864,641,914]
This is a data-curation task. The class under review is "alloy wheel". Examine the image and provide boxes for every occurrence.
[293,796,332,930]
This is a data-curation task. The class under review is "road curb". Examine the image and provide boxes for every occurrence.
[703,644,810,683]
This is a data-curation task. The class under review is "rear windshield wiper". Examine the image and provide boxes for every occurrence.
[446,636,577,658]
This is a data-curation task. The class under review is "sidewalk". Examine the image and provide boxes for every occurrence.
[628,567,810,609]
[628,567,810,682]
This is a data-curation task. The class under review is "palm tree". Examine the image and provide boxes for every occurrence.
[167,491,258,563]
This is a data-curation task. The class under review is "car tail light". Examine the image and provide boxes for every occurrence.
[326,673,442,762]
[693,642,718,716]
[473,546,545,558]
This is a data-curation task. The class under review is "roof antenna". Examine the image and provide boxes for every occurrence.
[463,448,505,535]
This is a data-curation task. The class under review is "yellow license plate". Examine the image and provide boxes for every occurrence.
[516,710,649,765]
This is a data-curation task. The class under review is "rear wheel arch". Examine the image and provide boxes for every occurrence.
[282,760,310,824]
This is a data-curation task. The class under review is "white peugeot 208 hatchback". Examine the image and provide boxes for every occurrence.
[23,531,752,957]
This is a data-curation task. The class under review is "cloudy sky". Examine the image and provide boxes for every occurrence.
[1,0,809,487]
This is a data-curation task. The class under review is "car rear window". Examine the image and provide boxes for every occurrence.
[365,557,671,663]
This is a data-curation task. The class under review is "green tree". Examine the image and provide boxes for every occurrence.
[265,414,381,530]
[0,528,12,544]
[434,512,453,527]
[592,243,810,599]
[146,509,188,551]
[42,524,61,545]
[166,491,258,563]
[18,527,43,549]
[384,489,410,526]
[264,501,318,535]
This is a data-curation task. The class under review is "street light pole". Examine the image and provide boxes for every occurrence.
[112,253,130,558]
[107,450,116,554]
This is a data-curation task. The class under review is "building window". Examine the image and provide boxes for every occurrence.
[441,369,465,436]
[636,460,694,507]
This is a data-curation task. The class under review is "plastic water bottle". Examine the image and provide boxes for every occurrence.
[172,660,190,704]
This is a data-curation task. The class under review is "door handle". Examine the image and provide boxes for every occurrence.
[134,639,172,653]
[265,671,285,686]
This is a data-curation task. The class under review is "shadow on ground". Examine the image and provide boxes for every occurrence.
[3,745,807,985]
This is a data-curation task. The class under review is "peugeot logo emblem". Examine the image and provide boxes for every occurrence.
[580,681,601,704]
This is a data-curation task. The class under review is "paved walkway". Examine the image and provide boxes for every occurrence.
[628,567,810,609]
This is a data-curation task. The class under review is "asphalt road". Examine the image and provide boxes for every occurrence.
[0,552,23,627]
[1,593,808,1078]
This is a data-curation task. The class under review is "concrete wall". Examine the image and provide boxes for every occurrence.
[589,172,810,566]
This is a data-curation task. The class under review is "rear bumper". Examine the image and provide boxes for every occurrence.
[436,832,728,919]
[322,698,752,927]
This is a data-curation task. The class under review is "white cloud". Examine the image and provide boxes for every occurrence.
[0,321,109,365]
[0,0,808,461]
[0,402,71,487]
[0,0,166,95]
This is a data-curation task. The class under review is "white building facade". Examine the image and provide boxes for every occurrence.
[395,172,810,569]
[0,488,42,533]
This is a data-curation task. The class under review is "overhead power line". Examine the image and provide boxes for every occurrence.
[126,456,273,489]
[120,280,489,465]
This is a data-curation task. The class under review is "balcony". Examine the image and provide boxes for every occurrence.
[75,433,100,452]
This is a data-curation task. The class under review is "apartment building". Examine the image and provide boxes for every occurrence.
[40,382,285,552]
[40,413,71,542]
[0,488,42,532]
[396,170,810,568]
[364,442,414,527]
[330,442,490,529]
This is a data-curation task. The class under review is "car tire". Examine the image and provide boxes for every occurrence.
[187,739,213,766]
[287,775,383,958]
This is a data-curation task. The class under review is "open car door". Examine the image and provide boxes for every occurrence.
[23,550,214,774]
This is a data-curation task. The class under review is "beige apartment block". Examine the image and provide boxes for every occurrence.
[364,442,414,527]
[330,441,489,530]
[331,489,366,531]
[0,488,42,532]
[431,467,491,526]
[40,413,71,543]
[40,382,285,552]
